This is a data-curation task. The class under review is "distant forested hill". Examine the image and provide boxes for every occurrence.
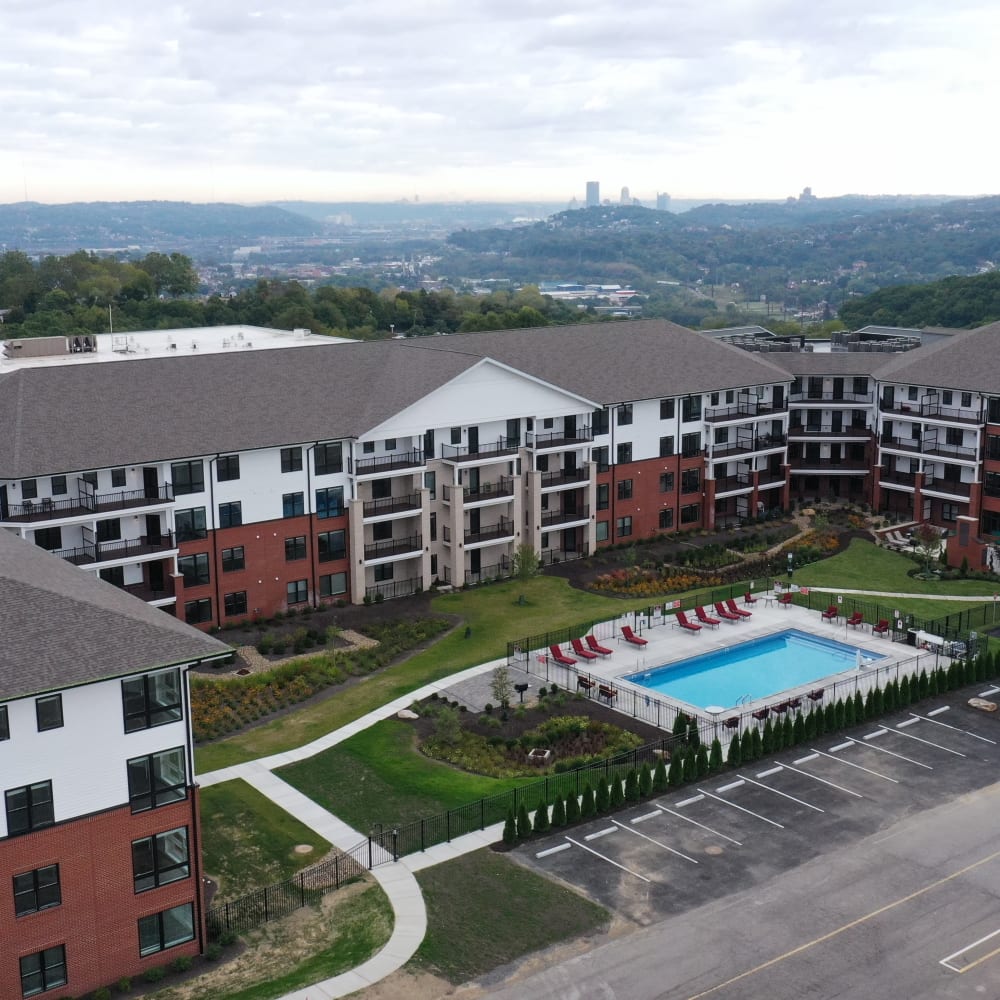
[838,271,1000,329]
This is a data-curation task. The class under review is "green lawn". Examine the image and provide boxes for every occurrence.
[199,779,331,903]
[411,850,608,984]
[277,719,531,831]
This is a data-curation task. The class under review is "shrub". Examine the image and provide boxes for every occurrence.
[565,789,581,823]
[782,715,794,747]
[792,713,805,746]
[503,808,517,845]
[695,743,709,777]
[205,943,223,962]
[117,977,132,994]
[740,729,753,761]
[682,750,696,783]
[727,734,742,767]
[639,762,653,797]
[595,779,610,813]
[625,769,640,802]
[533,798,550,834]
[93,989,112,1000]
[653,755,668,791]
[144,967,166,984]
[708,739,723,772]
[551,794,567,827]
[750,728,763,760]
[581,784,596,818]
[899,675,910,705]
[170,955,193,974]
[853,691,864,721]
[761,718,774,754]
[668,752,683,786]
[843,696,856,727]
[484,703,493,714]
[218,930,239,947]
[516,802,532,839]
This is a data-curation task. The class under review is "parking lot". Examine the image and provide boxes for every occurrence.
[502,688,1000,999]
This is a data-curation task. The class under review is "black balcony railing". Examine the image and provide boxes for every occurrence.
[362,493,421,518]
[464,559,512,585]
[714,474,752,494]
[527,425,593,448]
[354,450,424,474]
[53,532,176,566]
[881,400,980,424]
[704,401,788,422]
[440,438,519,461]
[465,518,514,544]
[879,468,916,487]
[365,577,421,601]
[539,468,588,488]
[363,534,422,560]
[541,504,590,527]
[790,390,873,404]
[922,475,972,497]
[2,484,174,523]
[442,477,515,503]
[788,423,869,438]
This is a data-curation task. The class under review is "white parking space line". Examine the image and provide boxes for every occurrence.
[940,927,1000,973]
[536,843,571,859]
[757,766,783,778]
[828,742,853,753]
[737,775,824,812]
[864,729,887,740]
[631,810,663,825]
[895,718,920,728]
[697,788,785,829]
[676,794,705,808]
[655,804,743,846]
[612,819,699,864]
[928,706,950,717]
[716,779,745,793]
[564,836,651,882]
[584,826,617,841]
[811,748,899,783]
[794,753,819,764]
[908,712,997,745]
[980,686,1000,697]
[778,760,864,798]
[846,737,933,770]
[884,727,967,758]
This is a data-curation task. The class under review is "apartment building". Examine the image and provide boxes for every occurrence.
[0,530,229,998]
[3,319,1000,628]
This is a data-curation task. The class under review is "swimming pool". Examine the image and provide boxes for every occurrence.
[624,629,885,710]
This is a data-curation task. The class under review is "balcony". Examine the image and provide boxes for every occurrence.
[464,559,512,586]
[790,390,873,404]
[541,504,590,527]
[757,470,787,488]
[791,459,869,473]
[713,474,752,495]
[539,468,588,489]
[442,477,515,503]
[362,493,421,518]
[462,517,514,545]
[880,436,977,461]
[363,534,422,560]
[787,423,869,440]
[2,485,174,524]
[354,450,424,475]
[881,400,980,425]
[365,577,421,601]
[713,432,787,457]
[526,426,593,449]
[120,578,176,604]
[922,474,972,498]
[53,532,176,566]
[879,469,916,488]
[440,438,518,462]
[704,400,788,423]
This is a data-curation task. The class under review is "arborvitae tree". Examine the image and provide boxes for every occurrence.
[709,738,724,772]
[919,669,930,698]
[728,734,742,767]
[639,762,653,797]
[761,718,774,754]
[803,710,816,740]
[503,808,517,845]
[792,712,805,745]
[751,728,763,760]
[682,750,696,783]
[810,707,822,738]
[965,658,977,685]
[825,702,836,732]
[551,794,566,828]
[668,753,683,787]
[610,774,626,808]
[927,668,939,696]
[533,798,550,834]
[596,779,610,813]
[565,790,580,824]
[864,689,875,718]
[516,802,532,839]
[835,699,846,729]
[772,716,784,751]
[782,715,794,747]
[688,721,701,750]
[853,691,864,721]
[625,769,640,802]
[975,654,987,683]
[653,755,668,792]
[844,696,856,727]
[873,685,885,715]
[741,728,754,762]
[899,675,910,706]
[581,784,596,818]
[696,743,709,777]
[673,711,690,740]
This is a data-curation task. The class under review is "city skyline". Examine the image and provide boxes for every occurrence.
[3,1,999,206]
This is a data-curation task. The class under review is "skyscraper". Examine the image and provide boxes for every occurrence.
[656,192,671,211]
[586,181,599,207]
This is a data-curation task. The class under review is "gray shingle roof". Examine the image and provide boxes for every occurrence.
[872,322,1000,392]
[771,353,890,376]
[0,531,230,699]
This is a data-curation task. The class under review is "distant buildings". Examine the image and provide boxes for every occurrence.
[656,192,671,211]
[585,181,600,208]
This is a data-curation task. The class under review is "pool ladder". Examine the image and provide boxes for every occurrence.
[736,693,752,707]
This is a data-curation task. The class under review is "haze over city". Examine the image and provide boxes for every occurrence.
[5,0,1000,206]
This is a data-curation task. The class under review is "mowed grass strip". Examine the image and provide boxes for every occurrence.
[411,850,609,984]
[278,719,530,831]
[200,779,331,903]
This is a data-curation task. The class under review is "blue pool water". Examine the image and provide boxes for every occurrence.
[625,629,885,710]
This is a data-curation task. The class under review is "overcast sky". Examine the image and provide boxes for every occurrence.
[4,0,999,206]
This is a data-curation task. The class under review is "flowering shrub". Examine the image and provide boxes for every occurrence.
[588,567,721,597]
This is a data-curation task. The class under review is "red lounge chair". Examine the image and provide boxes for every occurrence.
[570,637,599,660]
[778,592,793,607]
[621,625,648,646]
[549,644,576,666]
[675,611,702,633]
[821,605,839,622]
[846,611,864,629]
[694,606,721,628]
[872,619,890,636]
[744,592,758,605]
[713,601,741,622]
[586,634,614,656]
[726,598,752,619]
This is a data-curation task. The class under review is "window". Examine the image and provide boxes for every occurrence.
[907,386,918,401]
[384,438,397,451]
[217,455,240,482]
[171,461,204,496]
[593,446,610,473]
[184,598,212,625]
[138,903,194,957]
[429,512,437,542]
[5,781,54,835]
[218,502,242,528]
[284,536,307,561]
[542,418,553,429]
[33,527,62,551]
[372,522,392,541]
[592,408,610,436]
[617,404,633,426]
[178,553,210,587]
[35,695,63,732]
[423,428,436,457]
[362,441,375,454]
[681,432,702,457]
[616,516,633,538]
[540,532,550,549]
[20,945,67,997]
[127,748,186,813]
[450,427,461,445]
[682,396,702,422]
[710,392,719,407]
[221,546,245,572]
[660,398,675,420]
[941,390,953,406]
[942,503,959,522]
[946,427,964,447]
[374,564,394,582]
[122,670,182,733]
[320,572,347,598]
[853,377,868,396]
[962,392,973,408]
[314,442,343,476]
[0,705,8,741]
[681,469,700,494]
[50,475,67,496]
[596,484,609,511]
[726,389,735,404]
[659,508,674,529]
[111,467,126,488]
[281,447,303,473]
[616,442,632,464]
[659,436,675,458]
[175,507,207,542]
[316,487,344,519]
[287,580,308,604]
[596,521,609,542]
[21,478,38,499]
[714,426,730,445]
[681,503,701,524]
[224,592,248,617]
[282,492,305,518]
[14,864,61,916]
[133,828,189,893]
[617,479,633,500]
[96,517,122,543]
[424,471,436,499]
[659,472,675,493]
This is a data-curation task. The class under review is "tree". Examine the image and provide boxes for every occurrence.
[913,522,940,576]
[533,798,550,833]
[490,666,513,712]
[433,706,461,746]
[503,808,517,845]
[565,789,581,823]
[516,803,532,839]
[511,543,541,580]
[581,784,596,817]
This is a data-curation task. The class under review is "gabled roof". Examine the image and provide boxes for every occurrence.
[873,322,1000,393]
[0,531,229,700]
